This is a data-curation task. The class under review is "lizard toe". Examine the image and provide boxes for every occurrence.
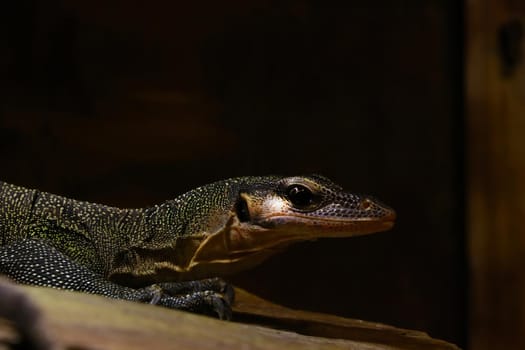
[204,291,232,320]
[221,282,235,305]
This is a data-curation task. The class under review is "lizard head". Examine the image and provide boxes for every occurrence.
[181,175,396,279]
[112,175,395,283]
[235,175,395,236]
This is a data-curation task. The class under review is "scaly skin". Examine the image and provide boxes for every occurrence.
[0,175,395,319]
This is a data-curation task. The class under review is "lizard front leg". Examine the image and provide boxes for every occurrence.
[0,240,233,319]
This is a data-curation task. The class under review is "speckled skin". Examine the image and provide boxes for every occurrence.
[0,176,395,319]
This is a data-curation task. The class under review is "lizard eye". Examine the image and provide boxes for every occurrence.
[286,184,315,209]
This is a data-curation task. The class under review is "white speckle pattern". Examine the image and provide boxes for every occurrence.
[0,239,231,318]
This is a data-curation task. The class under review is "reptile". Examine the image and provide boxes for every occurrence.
[0,175,395,319]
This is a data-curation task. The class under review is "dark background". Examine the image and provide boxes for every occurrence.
[1,0,465,347]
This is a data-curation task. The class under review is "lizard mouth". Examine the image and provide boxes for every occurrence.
[255,210,396,237]
[189,209,396,268]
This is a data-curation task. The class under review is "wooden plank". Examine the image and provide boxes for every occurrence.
[0,283,460,350]
[466,0,525,348]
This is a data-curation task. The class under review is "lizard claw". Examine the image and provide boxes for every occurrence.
[221,282,235,305]
[204,291,232,320]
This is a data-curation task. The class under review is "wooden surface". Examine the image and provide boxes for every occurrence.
[466,0,525,349]
[0,284,460,350]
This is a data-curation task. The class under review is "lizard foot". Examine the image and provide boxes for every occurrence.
[155,277,234,304]
[138,278,234,320]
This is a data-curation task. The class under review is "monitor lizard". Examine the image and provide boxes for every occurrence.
[0,175,395,319]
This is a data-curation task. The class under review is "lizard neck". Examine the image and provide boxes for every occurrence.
[107,182,240,285]
[108,201,196,284]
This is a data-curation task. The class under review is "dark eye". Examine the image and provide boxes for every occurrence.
[286,184,314,208]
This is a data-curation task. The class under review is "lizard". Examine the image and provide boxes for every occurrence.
[0,175,395,320]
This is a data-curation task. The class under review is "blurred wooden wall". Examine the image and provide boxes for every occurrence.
[2,1,465,347]
[467,0,525,349]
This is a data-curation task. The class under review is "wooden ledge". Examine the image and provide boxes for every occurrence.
[0,283,461,350]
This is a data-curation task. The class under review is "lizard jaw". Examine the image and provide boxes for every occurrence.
[181,207,395,279]
[255,212,396,237]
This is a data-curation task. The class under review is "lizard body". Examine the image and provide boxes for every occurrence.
[0,175,395,318]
